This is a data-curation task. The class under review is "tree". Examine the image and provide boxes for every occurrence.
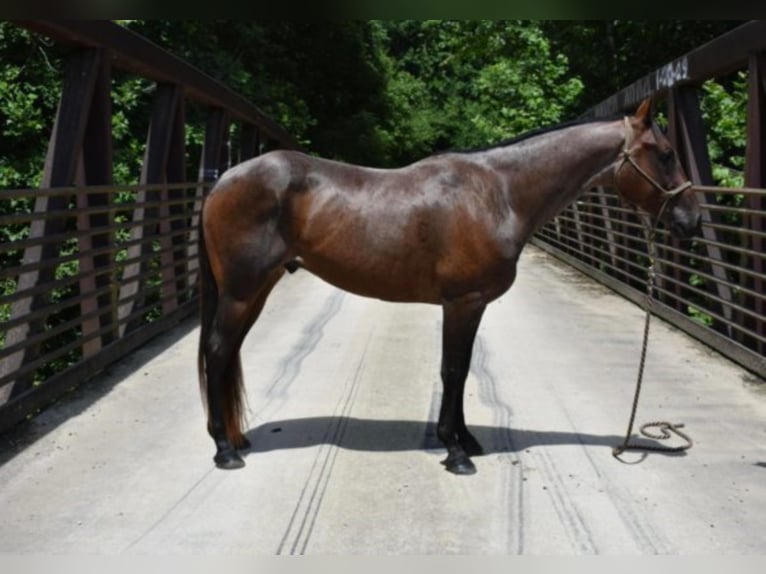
[125,21,391,166]
[542,20,744,113]
[126,21,588,167]
[0,23,62,189]
[372,21,584,166]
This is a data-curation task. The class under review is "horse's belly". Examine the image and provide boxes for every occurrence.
[299,256,441,304]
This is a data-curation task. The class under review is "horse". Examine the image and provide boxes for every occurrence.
[197,98,701,475]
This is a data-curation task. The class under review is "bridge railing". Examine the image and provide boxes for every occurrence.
[0,21,299,433]
[532,20,766,379]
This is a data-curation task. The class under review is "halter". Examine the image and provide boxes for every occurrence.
[616,116,693,226]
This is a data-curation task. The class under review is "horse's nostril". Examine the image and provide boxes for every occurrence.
[669,217,698,240]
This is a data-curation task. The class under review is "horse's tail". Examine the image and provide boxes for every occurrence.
[197,200,248,447]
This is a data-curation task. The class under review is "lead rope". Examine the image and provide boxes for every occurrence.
[611,121,694,460]
[612,218,694,459]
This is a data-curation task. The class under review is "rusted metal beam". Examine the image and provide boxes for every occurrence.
[117,83,185,335]
[164,90,189,309]
[589,20,766,117]
[186,108,230,291]
[15,20,300,151]
[595,188,619,271]
[668,86,735,338]
[200,107,231,184]
[745,51,766,353]
[0,48,103,406]
[77,47,115,358]
[240,123,260,163]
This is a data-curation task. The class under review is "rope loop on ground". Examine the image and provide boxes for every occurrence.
[613,215,693,461]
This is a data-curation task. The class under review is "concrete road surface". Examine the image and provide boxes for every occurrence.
[1,245,765,555]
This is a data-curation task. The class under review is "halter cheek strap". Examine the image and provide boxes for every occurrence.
[616,117,693,223]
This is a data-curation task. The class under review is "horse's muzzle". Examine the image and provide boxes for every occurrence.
[669,206,702,240]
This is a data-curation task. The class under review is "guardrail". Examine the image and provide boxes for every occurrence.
[533,20,766,379]
[0,21,299,432]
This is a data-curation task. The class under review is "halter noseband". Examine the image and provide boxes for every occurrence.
[616,116,693,224]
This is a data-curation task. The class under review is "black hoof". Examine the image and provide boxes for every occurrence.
[214,450,245,470]
[442,453,477,475]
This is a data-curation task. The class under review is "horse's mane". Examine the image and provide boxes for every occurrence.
[434,112,625,156]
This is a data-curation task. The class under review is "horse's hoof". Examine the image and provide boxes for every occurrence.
[214,450,245,470]
[442,453,477,475]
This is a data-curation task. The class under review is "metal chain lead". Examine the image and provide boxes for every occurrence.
[612,220,693,458]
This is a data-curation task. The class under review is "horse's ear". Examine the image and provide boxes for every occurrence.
[634,98,653,127]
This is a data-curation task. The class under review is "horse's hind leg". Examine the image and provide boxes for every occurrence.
[438,296,486,475]
[204,268,284,469]
[204,295,250,469]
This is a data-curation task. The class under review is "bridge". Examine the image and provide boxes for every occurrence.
[1,21,765,555]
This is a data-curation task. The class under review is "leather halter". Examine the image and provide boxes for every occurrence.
[616,117,693,223]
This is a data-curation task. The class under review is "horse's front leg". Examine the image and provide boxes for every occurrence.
[438,295,486,475]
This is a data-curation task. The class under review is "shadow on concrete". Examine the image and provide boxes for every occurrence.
[244,416,687,458]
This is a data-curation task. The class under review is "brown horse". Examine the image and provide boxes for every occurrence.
[197,98,700,474]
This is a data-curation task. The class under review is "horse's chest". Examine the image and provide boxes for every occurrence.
[436,239,519,302]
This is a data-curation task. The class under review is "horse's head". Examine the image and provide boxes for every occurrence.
[613,98,701,239]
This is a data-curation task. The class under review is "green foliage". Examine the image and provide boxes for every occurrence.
[701,72,747,189]
[0,23,62,189]
[0,20,750,181]
[542,21,744,114]
[374,21,583,164]
[688,305,714,327]
[111,74,153,185]
[123,20,586,167]
[124,21,389,165]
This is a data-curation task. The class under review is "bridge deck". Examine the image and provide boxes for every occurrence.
[1,245,764,554]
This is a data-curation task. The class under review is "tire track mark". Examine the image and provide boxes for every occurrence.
[551,389,673,553]
[528,440,599,553]
[470,336,525,554]
[127,288,346,552]
[252,289,345,424]
[276,332,372,555]
[473,334,599,553]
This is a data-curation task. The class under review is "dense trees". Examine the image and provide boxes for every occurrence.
[541,21,743,111]
[372,21,583,165]
[0,20,747,182]
[0,24,62,188]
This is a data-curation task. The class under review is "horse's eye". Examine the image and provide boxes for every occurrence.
[659,149,675,165]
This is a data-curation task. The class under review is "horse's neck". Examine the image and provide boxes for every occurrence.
[485,121,624,232]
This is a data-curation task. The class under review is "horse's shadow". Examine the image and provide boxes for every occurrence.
[243,416,684,457]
